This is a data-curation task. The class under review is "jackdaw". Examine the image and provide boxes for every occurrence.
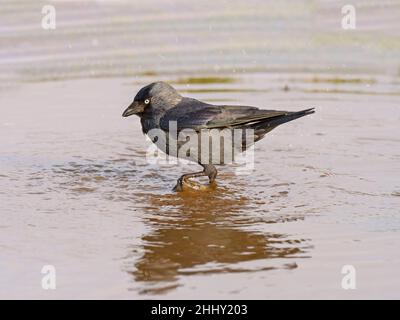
[122,81,314,191]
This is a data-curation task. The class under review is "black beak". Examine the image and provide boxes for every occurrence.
[122,101,142,117]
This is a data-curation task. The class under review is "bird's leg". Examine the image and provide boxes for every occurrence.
[203,164,218,184]
[173,164,218,191]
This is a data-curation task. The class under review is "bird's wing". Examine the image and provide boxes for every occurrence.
[159,97,289,131]
[205,106,289,129]
[159,98,220,131]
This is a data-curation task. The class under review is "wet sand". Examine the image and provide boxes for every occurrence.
[1,0,400,299]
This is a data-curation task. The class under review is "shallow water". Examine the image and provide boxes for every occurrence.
[1,75,400,298]
[1,0,400,299]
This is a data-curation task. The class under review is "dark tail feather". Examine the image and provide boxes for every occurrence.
[255,108,315,129]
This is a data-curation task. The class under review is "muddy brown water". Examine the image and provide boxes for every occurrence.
[1,0,400,299]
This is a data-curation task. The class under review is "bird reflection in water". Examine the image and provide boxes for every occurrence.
[127,184,310,295]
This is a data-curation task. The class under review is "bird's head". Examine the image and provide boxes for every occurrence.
[122,82,182,117]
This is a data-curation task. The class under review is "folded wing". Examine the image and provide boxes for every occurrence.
[159,97,314,133]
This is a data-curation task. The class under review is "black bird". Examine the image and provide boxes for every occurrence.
[122,82,314,191]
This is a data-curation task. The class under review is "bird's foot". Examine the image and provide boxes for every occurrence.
[173,177,216,192]
[172,177,184,192]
